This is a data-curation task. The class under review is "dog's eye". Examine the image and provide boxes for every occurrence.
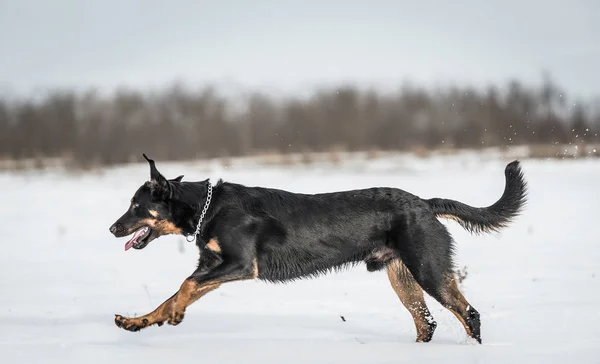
[131,203,139,210]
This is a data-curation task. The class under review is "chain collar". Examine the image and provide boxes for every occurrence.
[185,181,213,242]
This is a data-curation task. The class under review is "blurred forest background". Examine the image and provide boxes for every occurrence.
[1,73,598,169]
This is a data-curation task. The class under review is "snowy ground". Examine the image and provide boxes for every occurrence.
[1,151,599,363]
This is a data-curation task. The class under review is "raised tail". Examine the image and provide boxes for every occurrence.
[425,160,528,234]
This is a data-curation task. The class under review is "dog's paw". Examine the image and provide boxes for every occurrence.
[167,311,185,326]
[114,314,150,332]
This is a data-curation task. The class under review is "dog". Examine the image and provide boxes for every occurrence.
[109,154,527,343]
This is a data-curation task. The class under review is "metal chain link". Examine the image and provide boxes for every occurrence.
[185,181,212,242]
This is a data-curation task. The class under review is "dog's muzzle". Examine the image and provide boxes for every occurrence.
[109,222,125,237]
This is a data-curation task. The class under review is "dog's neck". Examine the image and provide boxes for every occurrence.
[174,179,214,237]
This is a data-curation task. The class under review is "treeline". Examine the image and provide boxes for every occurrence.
[0,75,598,168]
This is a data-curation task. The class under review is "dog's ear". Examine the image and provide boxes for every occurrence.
[169,175,184,183]
[143,154,172,200]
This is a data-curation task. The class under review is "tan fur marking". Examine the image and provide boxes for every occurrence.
[251,259,259,278]
[124,218,182,237]
[437,214,461,223]
[167,260,259,321]
[140,218,182,236]
[116,281,221,330]
[440,276,473,336]
[368,247,396,261]
[152,220,182,235]
[206,238,221,253]
[148,209,159,218]
[116,259,260,331]
[447,307,472,336]
[387,259,435,342]
[436,277,478,336]
[169,280,221,321]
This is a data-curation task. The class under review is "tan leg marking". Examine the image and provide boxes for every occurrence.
[115,280,220,331]
[387,259,437,342]
[441,277,473,336]
[115,281,221,331]
[115,259,260,331]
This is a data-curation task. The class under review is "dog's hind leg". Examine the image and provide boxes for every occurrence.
[392,216,482,343]
[386,259,437,342]
[435,274,481,343]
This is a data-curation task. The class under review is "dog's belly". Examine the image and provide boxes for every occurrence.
[252,203,397,282]
[254,236,390,283]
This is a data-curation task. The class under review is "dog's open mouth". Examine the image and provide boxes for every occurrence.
[124,226,153,251]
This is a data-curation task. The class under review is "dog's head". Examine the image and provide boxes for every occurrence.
[109,154,187,251]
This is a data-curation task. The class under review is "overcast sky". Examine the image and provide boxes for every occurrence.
[1,0,599,99]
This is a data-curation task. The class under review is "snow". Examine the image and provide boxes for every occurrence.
[1,152,599,363]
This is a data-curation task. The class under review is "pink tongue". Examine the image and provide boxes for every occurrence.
[124,228,146,251]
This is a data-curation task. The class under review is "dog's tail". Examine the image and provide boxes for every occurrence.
[424,160,527,235]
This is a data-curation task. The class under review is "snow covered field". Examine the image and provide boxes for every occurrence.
[1,151,599,363]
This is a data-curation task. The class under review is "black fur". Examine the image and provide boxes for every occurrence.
[425,160,528,234]
[109,155,528,343]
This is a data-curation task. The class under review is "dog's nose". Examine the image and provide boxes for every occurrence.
[109,223,120,235]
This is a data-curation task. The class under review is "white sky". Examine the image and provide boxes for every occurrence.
[1,0,599,99]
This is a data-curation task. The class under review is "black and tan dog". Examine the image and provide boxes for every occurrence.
[109,154,527,343]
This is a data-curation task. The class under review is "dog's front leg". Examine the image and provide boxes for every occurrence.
[114,283,221,332]
[115,250,258,332]
[166,256,259,326]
